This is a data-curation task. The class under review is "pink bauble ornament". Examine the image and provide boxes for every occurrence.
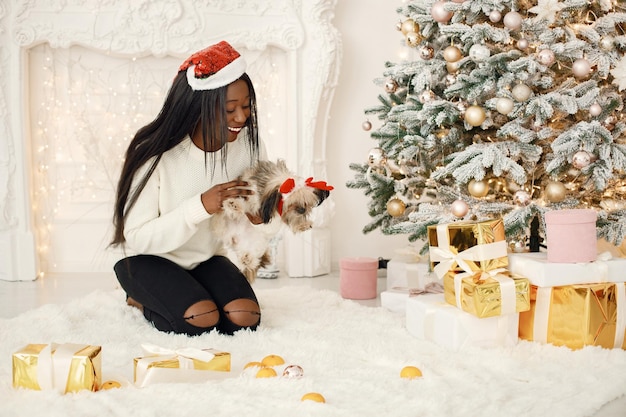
[537,49,555,66]
[419,45,435,60]
[282,365,304,379]
[419,90,436,103]
[384,79,398,93]
[572,150,592,169]
[517,38,529,50]
[589,103,602,117]
[450,199,469,217]
[431,1,453,23]
[489,10,502,23]
[362,120,372,131]
[572,58,591,78]
[503,11,522,30]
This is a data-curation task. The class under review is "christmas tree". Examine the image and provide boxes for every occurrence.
[347,0,626,253]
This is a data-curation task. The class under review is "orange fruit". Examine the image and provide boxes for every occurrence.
[301,392,325,403]
[255,367,278,378]
[261,354,285,367]
[400,365,422,379]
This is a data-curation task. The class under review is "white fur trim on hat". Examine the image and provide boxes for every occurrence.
[185,56,247,91]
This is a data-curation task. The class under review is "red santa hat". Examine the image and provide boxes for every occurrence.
[179,41,247,91]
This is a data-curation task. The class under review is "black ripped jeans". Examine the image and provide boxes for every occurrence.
[114,255,260,335]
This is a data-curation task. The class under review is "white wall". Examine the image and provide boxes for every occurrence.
[328,0,414,267]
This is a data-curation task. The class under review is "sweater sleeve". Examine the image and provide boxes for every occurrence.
[123,161,211,255]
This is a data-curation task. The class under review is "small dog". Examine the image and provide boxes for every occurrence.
[211,159,333,282]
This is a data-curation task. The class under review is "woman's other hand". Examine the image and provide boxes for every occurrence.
[201,180,252,214]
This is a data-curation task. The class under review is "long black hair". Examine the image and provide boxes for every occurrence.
[110,71,259,246]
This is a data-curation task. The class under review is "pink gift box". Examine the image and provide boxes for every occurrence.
[339,257,378,299]
[545,209,597,263]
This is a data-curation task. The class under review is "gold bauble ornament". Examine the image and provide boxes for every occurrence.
[464,105,486,127]
[386,198,406,217]
[468,179,489,197]
[401,19,419,35]
[406,31,422,47]
[443,45,462,62]
[544,181,567,203]
[446,61,460,73]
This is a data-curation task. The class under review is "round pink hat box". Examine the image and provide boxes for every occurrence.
[339,257,378,300]
[544,209,597,263]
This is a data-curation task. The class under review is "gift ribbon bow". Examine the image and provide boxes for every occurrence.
[140,343,216,365]
[36,343,89,393]
[277,177,334,215]
[429,223,508,280]
[408,282,444,296]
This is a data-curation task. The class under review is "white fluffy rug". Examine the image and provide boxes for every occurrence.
[1,286,626,417]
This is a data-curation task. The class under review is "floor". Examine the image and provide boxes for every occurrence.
[1,270,624,417]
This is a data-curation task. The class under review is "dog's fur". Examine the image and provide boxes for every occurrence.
[210,159,332,282]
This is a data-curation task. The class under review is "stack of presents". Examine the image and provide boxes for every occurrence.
[381,211,626,351]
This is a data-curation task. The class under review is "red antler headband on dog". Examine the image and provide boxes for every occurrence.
[277,177,334,215]
[179,41,247,91]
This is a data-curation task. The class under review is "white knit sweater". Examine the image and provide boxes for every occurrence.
[123,134,266,269]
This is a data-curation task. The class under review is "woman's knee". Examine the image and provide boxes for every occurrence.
[183,300,219,328]
[223,298,261,328]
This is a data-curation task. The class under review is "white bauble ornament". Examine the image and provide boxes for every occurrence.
[282,365,304,379]
[450,199,469,218]
[513,190,531,206]
[545,181,567,203]
[489,10,502,22]
[572,150,592,169]
[443,45,462,62]
[368,147,387,168]
[464,105,486,127]
[469,44,490,62]
[512,84,532,102]
[600,35,615,52]
[589,103,602,117]
[537,49,556,66]
[431,1,453,23]
[496,97,514,115]
[572,58,591,78]
[503,11,522,30]
[468,179,489,197]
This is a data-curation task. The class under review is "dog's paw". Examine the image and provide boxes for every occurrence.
[239,252,259,269]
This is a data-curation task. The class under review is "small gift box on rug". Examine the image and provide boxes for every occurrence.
[134,344,231,387]
[508,251,625,287]
[428,219,508,279]
[442,270,530,318]
[519,283,626,350]
[12,343,101,393]
[381,283,443,314]
[405,293,519,350]
[545,209,597,263]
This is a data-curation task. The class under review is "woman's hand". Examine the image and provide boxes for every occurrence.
[201,180,253,215]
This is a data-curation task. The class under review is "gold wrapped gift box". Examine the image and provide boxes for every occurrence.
[428,219,508,276]
[519,283,626,350]
[443,271,530,318]
[12,343,101,393]
[134,347,231,386]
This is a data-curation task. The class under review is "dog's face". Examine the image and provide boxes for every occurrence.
[279,187,330,233]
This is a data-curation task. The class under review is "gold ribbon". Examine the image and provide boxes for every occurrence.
[429,224,508,280]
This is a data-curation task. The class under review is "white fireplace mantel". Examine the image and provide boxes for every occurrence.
[0,0,341,280]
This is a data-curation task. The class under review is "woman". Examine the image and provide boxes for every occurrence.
[111,41,265,335]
